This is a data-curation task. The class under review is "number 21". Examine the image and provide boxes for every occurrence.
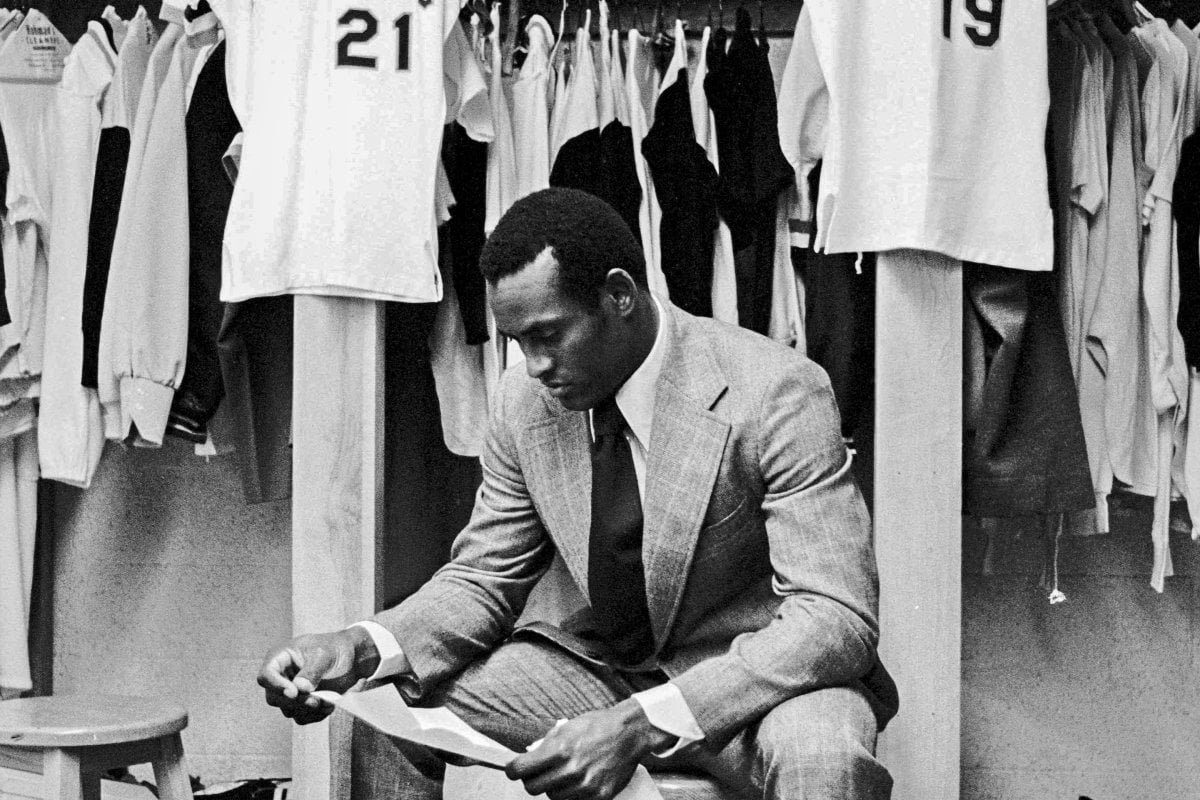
[337,9,411,70]
[943,0,1004,48]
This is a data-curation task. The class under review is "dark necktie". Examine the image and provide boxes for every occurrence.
[588,397,655,666]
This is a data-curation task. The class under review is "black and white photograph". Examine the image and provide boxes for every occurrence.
[0,0,1196,798]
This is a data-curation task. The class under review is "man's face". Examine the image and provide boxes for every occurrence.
[490,249,631,411]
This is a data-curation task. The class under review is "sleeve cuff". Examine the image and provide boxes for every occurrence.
[633,683,705,758]
[119,377,176,446]
[350,620,411,681]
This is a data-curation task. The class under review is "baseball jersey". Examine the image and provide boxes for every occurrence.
[0,10,65,405]
[626,29,667,298]
[807,0,1054,271]
[511,15,553,201]
[211,0,464,303]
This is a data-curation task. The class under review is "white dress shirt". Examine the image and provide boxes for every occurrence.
[355,295,705,755]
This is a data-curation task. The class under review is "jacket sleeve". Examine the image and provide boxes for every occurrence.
[371,370,555,699]
[670,360,883,743]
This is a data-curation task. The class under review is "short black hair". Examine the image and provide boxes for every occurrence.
[479,188,647,309]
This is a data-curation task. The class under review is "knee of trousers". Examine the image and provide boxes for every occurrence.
[337,710,447,800]
[754,686,892,799]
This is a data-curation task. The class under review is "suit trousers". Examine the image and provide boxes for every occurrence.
[331,636,891,800]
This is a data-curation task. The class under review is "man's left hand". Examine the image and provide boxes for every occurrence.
[505,699,675,800]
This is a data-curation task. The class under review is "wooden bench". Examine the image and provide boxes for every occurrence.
[0,695,193,800]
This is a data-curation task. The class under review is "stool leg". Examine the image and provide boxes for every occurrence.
[81,771,101,800]
[152,733,193,800]
[42,748,85,800]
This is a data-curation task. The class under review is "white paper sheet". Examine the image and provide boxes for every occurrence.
[314,686,664,799]
[314,686,515,768]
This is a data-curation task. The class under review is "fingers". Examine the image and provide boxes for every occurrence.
[293,642,334,694]
[505,744,559,781]
[279,700,335,725]
[519,764,610,800]
[258,639,343,724]
[507,746,577,798]
[257,646,305,699]
[262,683,335,723]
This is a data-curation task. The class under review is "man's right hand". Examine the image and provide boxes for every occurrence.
[257,627,380,724]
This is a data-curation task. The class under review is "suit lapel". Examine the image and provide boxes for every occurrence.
[520,305,730,647]
[642,307,730,648]
[522,405,592,592]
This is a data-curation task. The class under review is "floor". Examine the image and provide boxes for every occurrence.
[961,497,1200,800]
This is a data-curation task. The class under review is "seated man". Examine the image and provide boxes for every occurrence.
[258,188,898,800]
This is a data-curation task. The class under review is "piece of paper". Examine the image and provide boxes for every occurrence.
[316,687,664,799]
[313,686,516,768]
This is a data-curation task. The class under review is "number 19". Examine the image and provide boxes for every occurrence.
[943,0,1004,48]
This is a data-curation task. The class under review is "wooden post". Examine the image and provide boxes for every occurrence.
[874,251,962,800]
[291,297,386,800]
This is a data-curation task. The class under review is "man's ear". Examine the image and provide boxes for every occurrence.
[602,268,639,316]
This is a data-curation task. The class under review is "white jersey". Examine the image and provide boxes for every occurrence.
[211,0,464,303]
[38,22,114,488]
[808,0,1053,270]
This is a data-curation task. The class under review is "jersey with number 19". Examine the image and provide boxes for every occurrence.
[808,0,1053,271]
[210,0,462,302]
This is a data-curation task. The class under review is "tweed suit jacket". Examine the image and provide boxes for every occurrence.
[374,301,897,743]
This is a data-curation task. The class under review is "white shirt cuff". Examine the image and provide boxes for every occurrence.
[632,683,706,757]
[350,621,411,681]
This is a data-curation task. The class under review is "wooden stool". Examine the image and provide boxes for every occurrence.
[652,771,743,800]
[0,695,192,800]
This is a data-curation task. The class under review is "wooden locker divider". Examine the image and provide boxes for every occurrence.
[291,297,386,800]
[874,251,963,800]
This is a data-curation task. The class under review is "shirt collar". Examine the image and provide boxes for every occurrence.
[612,294,668,449]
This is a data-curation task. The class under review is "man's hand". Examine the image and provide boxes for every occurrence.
[505,699,676,800]
[256,627,380,725]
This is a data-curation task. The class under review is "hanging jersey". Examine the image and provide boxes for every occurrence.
[511,15,553,201]
[80,6,157,391]
[38,22,115,488]
[693,26,738,327]
[808,0,1054,271]
[626,30,667,298]
[211,0,464,303]
[0,10,62,398]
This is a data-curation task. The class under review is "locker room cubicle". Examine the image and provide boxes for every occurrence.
[27,0,1195,798]
[284,3,961,800]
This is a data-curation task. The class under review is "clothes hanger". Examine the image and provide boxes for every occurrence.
[93,3,129,51]
[465,0,493,36]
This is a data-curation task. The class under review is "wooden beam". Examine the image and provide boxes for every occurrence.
[291,297,386,800]
[874,251,962,800]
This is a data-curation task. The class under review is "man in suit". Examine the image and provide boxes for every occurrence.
[258,188,897,799]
